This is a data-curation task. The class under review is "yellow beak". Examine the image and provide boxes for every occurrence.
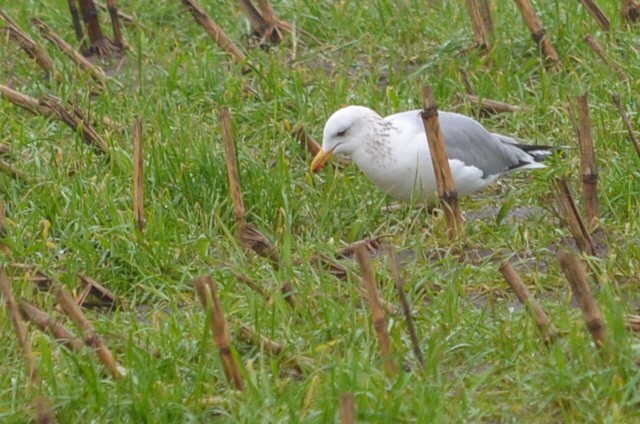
[310,147,336,173]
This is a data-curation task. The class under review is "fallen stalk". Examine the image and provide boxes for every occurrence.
[238,223,280,268]
[292,124,322,156]
[76,273,125,310]
[310,253,349,281]
[180,0,246,64]
[39,95,110,154]
[0,268,57,423]
[32,17,109,87]
[355,243,397,376]
[0,159,26,180]
[338,237,383,258]
[388,248,425,369]
[0,85,110,154]
[19,300,84,352]
[193,275,245,390]
[578,0,610,31]
[499,261,557,344]
[458,93,521,115]
[583,35,629,83]
[611,94,640,158]
[0,84,53,117]
[557,251,608,351]
[513,0,560,65]
[53,284,124,379]
[230,270,270,300]
[237,323,312,376]
[292,125,350,166]
[0,10,55,76]
[554,179,596,256]
[0,268,41,386]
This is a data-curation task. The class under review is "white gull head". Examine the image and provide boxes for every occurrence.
[321,106,384,157]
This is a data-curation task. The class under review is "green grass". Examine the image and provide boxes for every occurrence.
[1,0,640,422]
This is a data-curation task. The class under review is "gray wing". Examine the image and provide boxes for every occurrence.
[387,110,535,177]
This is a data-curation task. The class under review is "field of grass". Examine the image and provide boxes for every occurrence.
[1,0,640,422]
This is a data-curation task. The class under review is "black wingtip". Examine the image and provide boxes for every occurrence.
[510,143,561,163]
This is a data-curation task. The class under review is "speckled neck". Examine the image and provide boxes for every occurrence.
[352,115,397,169]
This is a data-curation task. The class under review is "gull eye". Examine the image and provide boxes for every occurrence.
[336,128,348,137]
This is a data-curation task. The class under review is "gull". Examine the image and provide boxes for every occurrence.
[310,106,552,203]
